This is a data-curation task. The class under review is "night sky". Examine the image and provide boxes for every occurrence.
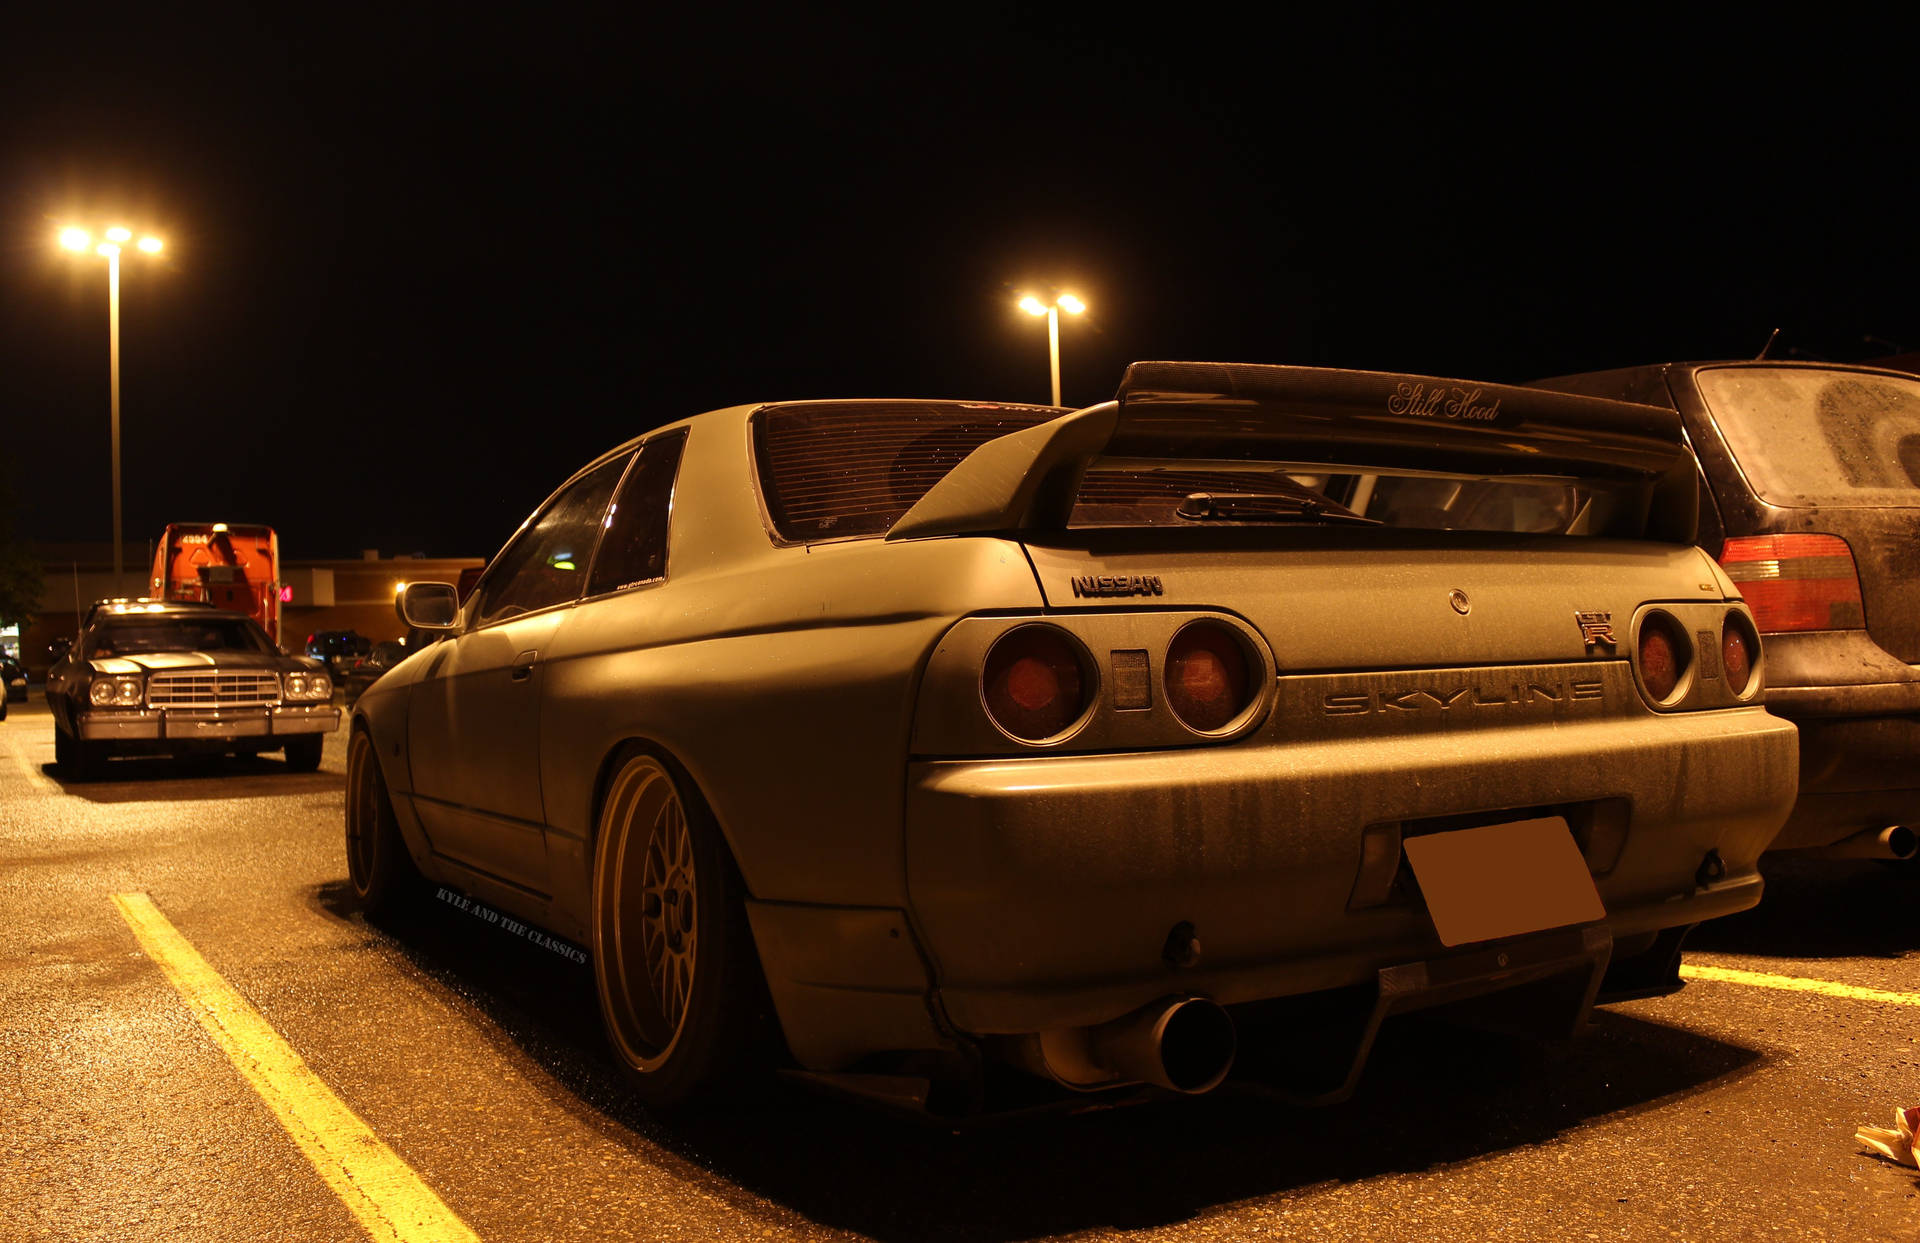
[3,10,1916,562]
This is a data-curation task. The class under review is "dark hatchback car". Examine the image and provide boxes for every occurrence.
[341,640,406,707]
[306,628,372,678]
[1535,361,1920,858]
[47,599,339,779]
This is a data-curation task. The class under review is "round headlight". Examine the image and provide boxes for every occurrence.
[114,680,142,706]
[312,673,332,698]
[90,680,115,705]
[286,673,308,697]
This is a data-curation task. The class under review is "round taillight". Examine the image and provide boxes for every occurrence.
[982,626,1090,741]
[1723,615,1756,695]
[1638,612,1690,703]
[1166,621,1254,733]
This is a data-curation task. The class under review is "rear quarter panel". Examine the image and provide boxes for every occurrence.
[536,412,1047,929]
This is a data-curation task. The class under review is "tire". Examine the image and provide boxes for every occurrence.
[345,729,422,915]
[591,748,764,1108]
[284,735,324,772]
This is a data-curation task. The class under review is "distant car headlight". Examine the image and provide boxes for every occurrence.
[282,670,333,701]
[88,675,144,707]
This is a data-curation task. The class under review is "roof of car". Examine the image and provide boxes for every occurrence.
[87,599,224,621]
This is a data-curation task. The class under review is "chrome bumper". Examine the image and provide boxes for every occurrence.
[77,704,340,741]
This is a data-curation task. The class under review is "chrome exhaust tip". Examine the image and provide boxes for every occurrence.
[1805,825,1918,861]
[1012,996,1238,1095]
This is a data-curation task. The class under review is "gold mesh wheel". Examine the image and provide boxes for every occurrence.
[595,753,701,1071]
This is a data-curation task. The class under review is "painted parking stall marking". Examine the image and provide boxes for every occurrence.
[1680,961,1920,1008]
[6,737,51,792]
[111,892,480,1243]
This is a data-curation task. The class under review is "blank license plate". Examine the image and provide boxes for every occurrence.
[1402,815,1605,948]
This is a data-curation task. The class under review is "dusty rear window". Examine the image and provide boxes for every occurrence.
[1697,366,1920,507]
[754,402,1061,540]
[754,403,1626,542]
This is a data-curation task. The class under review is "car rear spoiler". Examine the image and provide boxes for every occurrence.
[886,361,1696,542]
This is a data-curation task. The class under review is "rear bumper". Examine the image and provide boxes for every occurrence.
[905,706,1797,1036]
[1768,707,1920,849]
[77,704,339,743]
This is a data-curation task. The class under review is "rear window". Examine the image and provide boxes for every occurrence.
[1697,366,1920,507]
[754,402,1059,541]
[754,402,1628,542]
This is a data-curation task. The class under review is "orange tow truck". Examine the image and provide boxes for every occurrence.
[148,522,283,645]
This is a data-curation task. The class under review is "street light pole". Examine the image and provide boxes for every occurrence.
[1047,305,1061,408]
[60,226,163,598]
[1019,292,1086,407]
[108,245,122,596]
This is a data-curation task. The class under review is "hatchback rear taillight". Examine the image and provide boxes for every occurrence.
[982,626,1091,741]
[1719,534,1866,633]
[1165,621,1254,732]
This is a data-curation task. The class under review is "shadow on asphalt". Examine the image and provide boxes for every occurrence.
[316,880,1763,1242]
[44,754,342,802]
[1688,854,1920,959]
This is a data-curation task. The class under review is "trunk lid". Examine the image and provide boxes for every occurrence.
[1023,529,1721,671]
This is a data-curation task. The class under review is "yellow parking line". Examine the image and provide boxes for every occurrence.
[111,892,480,1243]
[6,738,51,792]
[1680,962,1920,1008]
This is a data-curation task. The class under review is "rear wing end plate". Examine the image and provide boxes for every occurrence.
[887,361,1695,542]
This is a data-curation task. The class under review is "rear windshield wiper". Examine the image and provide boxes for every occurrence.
[1175,492,1381,525]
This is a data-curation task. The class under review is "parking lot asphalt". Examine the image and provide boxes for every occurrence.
[3,693,1918,1242]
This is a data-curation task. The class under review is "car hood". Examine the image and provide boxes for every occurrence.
[87,651,309,675]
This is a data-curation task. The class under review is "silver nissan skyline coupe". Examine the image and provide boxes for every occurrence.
[346,361,1797,1112]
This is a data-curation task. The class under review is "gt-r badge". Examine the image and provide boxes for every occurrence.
[1070,574,1164,598]
[1576,610,1616,649]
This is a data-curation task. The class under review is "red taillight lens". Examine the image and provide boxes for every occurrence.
[1722,621,1754,694]
[982,626,1089,741]
[1165,621,1253,732]
[1638,612,1688,702]
[1718,534,1866,633]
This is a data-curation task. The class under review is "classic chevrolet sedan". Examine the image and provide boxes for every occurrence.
[47,599,339,779]
[347,361,1798,1112]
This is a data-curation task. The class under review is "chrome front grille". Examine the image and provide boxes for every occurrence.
[147,671,280,708]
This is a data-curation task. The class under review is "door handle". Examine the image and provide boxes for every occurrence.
[511,649,538,682]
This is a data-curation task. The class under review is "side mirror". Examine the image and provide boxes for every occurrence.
[397,581,461,630]
[49,637,72,659]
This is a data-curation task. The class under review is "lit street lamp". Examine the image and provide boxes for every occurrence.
[60,225,165,595]
[1018,292,1087,407]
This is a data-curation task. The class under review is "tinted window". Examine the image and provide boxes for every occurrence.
[1698,366,1920,508]
[588,431,687,596]
[475,454,631,625]
[754,402,1059,541]
[89,616,274,656]
[753,401,1614,540]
